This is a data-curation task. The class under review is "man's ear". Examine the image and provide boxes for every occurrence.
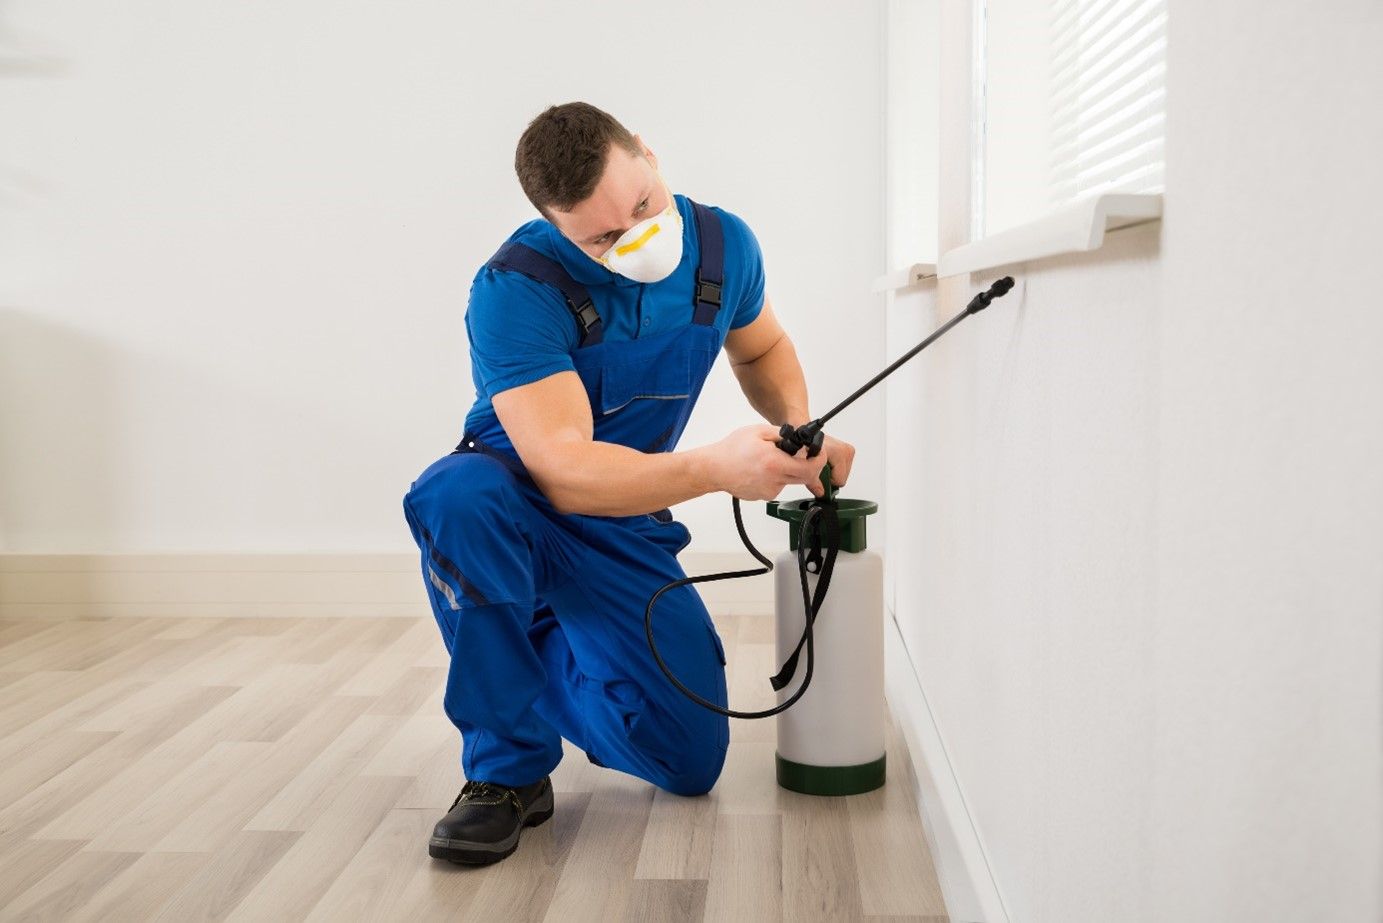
[634,133,658,169]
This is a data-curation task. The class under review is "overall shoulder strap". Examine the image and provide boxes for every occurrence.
[689,200,724,327]
[486,241,604,347]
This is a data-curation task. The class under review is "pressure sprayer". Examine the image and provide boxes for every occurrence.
[645,276,1016,794]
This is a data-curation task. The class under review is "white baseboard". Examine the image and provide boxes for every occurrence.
[884,609,1010,923]
[0,552,774,618]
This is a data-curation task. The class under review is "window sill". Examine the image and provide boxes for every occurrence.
[871,263,938,293]
[938,192,1162,278]
[872,193,1163,292]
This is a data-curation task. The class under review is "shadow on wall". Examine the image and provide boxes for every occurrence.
[0,2,65,208]
[0,0,67,78]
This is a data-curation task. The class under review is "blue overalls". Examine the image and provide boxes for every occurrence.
[401,201,731,796]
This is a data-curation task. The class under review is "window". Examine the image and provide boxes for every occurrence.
[976,0,1166,239]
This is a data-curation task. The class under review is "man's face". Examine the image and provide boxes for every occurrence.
[548,138,671,261]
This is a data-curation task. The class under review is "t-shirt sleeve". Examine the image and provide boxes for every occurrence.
[717,208,767,330]
[464,268,579,398]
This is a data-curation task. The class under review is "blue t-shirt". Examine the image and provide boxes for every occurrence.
[461,194,766,443]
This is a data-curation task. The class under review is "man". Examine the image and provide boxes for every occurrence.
[402,102,855,865]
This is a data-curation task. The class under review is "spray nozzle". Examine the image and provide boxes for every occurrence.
[966,275,1016,314]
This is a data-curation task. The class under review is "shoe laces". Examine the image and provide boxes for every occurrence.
[451,779,524,814]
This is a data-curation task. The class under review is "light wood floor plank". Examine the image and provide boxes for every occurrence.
[782,792,866,920]
[301,808,437,922]
[364,665,447,718]
[0,672,147,758]
[68,850,211,923]
[245,711,400,831]
[335,617,439,697]
[0,837,86,911]
[31,676,312,840]
[848,707,949,916]
[715,740,786,816]
[625,878,709,922]
[0,730,120,813]
[0,685,238,849]
[83,740,272,853]
[221,774,414,922]
[704,813,783,923]
[0,614,951,923]
[358,712,456,777]
[154,695,373,852]
[542,773,655,921]
[391,734,466,809]
[633,784,717,880]
[151,830,303,923]
[728,642,779,744]
[2,848,141,922]
[549,737,603,794]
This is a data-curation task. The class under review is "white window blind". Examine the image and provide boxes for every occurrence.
[979,0,1166,239]
[1048,0,1167,203]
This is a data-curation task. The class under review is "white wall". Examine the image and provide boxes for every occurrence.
[0,0,884,556]
[887,2,1382,921]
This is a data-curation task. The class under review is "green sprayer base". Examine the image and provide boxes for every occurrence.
[776,752,886,796]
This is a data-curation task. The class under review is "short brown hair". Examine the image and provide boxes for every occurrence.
[514,102,642,219]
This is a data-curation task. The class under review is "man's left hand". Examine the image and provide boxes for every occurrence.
[820,433,856,489]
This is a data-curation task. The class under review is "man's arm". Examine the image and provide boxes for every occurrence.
[724,297,855,485]
[493,369,826,517]
[724,297,811,427]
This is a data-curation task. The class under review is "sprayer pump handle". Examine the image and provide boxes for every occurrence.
[776,422,824,458]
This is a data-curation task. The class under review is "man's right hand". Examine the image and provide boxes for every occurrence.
[702,425,829,501]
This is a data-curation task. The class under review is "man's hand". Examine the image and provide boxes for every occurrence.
[819,432,856,489]
[702,425,830,500]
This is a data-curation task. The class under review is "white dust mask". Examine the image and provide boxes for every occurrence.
[597,187,683,283]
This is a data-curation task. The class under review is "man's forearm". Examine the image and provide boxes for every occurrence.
[534,334,813,518]
[730,334,811,426]
[536,439,720,517]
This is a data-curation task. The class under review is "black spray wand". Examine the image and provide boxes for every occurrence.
[645,275,1016,720]
[774,275,1016,463]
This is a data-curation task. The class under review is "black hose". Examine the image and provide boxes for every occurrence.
[643,497,836,719]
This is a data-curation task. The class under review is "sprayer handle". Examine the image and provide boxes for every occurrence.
[819,462,836,502]
[776,422,824,458]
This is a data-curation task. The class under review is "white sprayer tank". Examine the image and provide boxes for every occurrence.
[766,489,885,795]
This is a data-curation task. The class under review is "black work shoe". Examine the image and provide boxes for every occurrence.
[428,775,554,865]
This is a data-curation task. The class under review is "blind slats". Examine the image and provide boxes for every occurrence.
[1051,0,1151,76]
[1046,0,1166,205]
[1050,13,1165,111]
[1051,109,1163,175]
[1053,0,1160,61]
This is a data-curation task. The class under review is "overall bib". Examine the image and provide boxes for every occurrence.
[401,202,731,796]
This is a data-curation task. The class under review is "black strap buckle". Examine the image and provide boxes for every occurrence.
[695,274,722,308]
[573,299,601,334]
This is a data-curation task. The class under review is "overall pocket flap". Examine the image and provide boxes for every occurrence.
[598,351,695,416]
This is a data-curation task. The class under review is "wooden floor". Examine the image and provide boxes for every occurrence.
[0,612,948,922]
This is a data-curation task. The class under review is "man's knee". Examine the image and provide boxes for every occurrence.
[658,738,728,796]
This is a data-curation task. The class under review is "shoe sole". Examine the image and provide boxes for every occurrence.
[428,786,555,865]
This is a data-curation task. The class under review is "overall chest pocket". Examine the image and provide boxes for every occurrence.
[592,351,695,417]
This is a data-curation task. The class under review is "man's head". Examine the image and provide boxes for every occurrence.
[515,102,671,261]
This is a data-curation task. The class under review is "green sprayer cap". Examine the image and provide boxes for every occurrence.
[765,462,877,553]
